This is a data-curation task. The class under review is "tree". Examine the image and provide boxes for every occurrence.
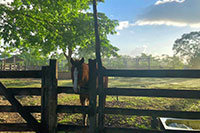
[51,52,69,71]
[0,47,12,59]
[102,53,185,69]
[19,46,49,66]
[0,0,119,70]
[103,55,129,69]
[0,38,13,59]
[173,31,200,68]
[159,54,184,69]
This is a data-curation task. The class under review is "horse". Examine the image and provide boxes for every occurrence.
[70,57,108,126]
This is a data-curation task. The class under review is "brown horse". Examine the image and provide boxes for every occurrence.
[70,58,108,125]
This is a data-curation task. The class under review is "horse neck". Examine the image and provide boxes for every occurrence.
[81,63,89,81]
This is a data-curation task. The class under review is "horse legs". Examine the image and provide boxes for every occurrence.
[80,95,89,126]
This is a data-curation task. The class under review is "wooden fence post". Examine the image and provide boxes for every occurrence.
[98,69,105,133]
[151,116,159,129]
[89,59,97,133]
[41,59,58,133]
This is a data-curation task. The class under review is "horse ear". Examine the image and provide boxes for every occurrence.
[80,57,84,64]
[70,58,74,65]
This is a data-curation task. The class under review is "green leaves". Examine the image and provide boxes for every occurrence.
[76,12,119,59]
[1,0,119,67]
[173,31,200,68]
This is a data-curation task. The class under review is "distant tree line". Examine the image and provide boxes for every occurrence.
[1,50,200,71]
[102,53,186,69]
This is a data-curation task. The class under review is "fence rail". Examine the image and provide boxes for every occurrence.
[8,123,199,132]
[105,88,200,99]
[0,105,40,113]
[104,69,200,78]
[0,70,42,78]
[58,87,200,99]
[0,88,41,95]
[1,87,200,99]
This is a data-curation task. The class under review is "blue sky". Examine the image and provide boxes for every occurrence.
[97,0,200,57]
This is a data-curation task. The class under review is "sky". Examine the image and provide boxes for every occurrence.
[97,0,200,57]
[1,0,200,57]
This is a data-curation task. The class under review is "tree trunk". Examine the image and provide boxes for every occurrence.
[63,47,73,72]
[93,0,102,67]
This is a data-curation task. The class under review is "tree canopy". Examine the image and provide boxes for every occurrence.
[173,31,200,68]
[0,0,119,69]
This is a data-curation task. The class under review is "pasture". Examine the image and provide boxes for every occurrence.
[0,77,200,129]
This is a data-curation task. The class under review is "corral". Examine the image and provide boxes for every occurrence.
[0,59,200,132]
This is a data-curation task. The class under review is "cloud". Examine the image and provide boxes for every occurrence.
[0,0,13,5]
[135,0,200,28]
[130,45,147,57]
[155,0,185,5]
[116,21,130,30]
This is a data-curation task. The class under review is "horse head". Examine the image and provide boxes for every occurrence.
[70,58,85,93]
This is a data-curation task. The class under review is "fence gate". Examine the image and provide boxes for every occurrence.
[0,60,58,133]
[0,83,47,133]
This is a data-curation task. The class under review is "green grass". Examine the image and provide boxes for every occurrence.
[0,79,41,88]
[109,77,200,90]
[1,78,200,129]
[0,79,73,88]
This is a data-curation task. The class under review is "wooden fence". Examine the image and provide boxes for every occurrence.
[0,64,41,71]
[0,59,200,132]
[0,64,71,80]
[0,60,58,133]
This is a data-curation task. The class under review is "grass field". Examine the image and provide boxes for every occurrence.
[1,77,200,130]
